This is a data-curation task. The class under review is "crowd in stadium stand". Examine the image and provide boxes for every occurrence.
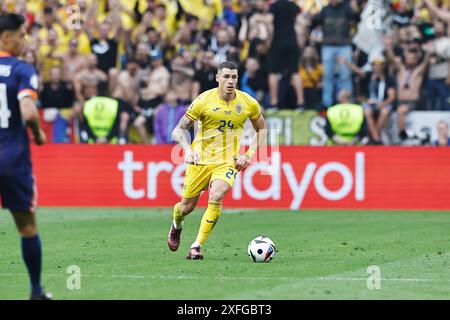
[1,0,450,145]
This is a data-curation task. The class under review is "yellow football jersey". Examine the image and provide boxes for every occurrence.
[186,88,261,165]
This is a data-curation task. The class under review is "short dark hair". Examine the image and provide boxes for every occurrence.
[44,7,53,15]
[0,13,25,35]
[186,14,199,23]
[218,61,238,72]
[125,56,138,65]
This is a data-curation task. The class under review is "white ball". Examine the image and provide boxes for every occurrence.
[247,236,276,263]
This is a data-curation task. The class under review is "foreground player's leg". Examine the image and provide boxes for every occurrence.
[188,180,230,260]
[173,202,184,229]
[12,211,51,300]
[193,201,222,247]
[168,196,199,251]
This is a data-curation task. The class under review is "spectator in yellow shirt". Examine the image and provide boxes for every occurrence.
[37,6,69,50]
[38,28,68,82]
[299,46,323,111]
[178,0,223,30]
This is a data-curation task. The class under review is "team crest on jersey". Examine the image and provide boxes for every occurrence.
[0,65,11,77]
[30,75,39,90]
[235,104,242,114]
[224,110,232,115]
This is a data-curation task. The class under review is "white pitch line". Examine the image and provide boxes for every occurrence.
[1,273,449,283]
[317,277,450,283]
[112,275,145,279]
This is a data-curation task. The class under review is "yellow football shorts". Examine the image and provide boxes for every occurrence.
[182,163,238,199]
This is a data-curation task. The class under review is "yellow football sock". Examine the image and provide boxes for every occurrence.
[173,202,184,229]
[194,201,222,247]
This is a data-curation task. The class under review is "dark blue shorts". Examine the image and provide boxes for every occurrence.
[0,174,36,213]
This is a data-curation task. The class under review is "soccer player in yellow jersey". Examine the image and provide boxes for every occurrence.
[168,61,267,259]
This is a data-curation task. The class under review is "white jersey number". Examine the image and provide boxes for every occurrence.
[0,83,11,128]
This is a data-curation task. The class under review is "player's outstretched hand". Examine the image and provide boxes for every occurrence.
[184,148,200,165]
[235,155,251,172]
[33,128,47,145]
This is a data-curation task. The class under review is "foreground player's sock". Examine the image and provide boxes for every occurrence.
[21,235,42,296]
[173,202,184,229]
[194,201,222,246]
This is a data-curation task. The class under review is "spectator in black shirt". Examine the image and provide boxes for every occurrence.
[267,0,304,109]
[86,0,122,75]
[339,54,396,144]
[363,57,396,145]
[240,56,268,105]
[392,0,414,27]
[248,38,269,75]
[40,66,75,143]
[192,50,217,97]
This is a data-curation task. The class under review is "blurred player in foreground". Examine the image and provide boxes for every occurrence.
[0,13,51,299]
[168,61,267,259]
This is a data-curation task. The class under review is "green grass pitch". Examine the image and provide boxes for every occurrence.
[0,208,449,300]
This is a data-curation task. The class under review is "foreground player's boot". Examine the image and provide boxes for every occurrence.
[167,222,182,251]
[186,246,203,260]
[30,290,52,300]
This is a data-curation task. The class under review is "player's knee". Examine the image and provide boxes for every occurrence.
[209,190,225,202]
[17,223,38,237]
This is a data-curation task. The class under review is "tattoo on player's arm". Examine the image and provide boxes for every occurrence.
[177,116,194,130]
[172,115,194,149]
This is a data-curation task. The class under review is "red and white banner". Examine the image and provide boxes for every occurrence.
[31,145,450,210]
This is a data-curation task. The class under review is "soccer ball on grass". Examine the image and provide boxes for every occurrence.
[247,236,276,262]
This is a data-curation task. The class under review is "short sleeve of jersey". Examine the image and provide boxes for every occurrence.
[16,62,39,101]
[387,76,396,89]
[248,95,261,121]
[185,95,204,121]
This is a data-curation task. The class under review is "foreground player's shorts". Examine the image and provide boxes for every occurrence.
[0,174,36,213]
[182,163,238,198]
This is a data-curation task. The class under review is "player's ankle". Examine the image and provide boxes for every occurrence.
[191,242,201,249]
[173,220,183,230]
[31,285,43,296]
